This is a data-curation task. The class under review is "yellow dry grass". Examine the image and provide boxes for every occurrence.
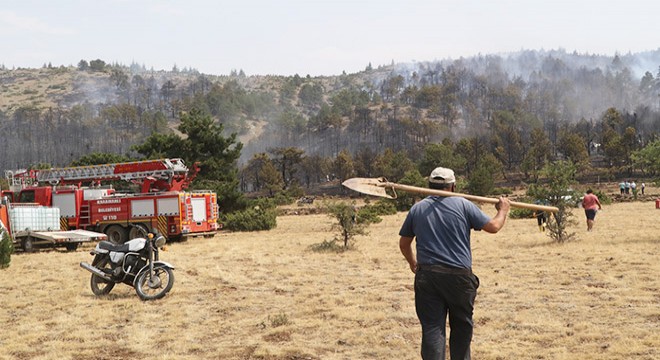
[0,201,658,360]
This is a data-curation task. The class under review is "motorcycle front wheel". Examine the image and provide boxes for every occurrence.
[134,265,174,301]
[90,255,116,296]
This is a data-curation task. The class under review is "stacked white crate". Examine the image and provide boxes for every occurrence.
[9,206,60,231]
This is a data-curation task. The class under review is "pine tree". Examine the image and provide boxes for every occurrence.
[527,161,578,243]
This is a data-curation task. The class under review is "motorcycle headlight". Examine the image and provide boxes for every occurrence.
[154,235,167,248]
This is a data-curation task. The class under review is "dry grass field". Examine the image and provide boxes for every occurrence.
[0,199,658,360]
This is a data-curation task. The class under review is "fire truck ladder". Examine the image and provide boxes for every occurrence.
[4,169,35,191]
[33,158,190,185]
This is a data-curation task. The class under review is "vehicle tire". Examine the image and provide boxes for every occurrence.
[106,225,128,244]
[90,255,116,296]
[65,243,79,251]
[135,265,174,301]
[22,237,34,252]
[128,224,149,240]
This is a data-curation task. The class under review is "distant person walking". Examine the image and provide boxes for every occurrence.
[619,181,625,195]
[534,199,548,232]
[582,189,602,232]
[398,167,510,360]
[641,182,646,195]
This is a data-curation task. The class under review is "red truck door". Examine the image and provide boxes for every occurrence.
[18,187,52,206]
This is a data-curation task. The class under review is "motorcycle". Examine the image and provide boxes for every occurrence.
[80,225,175,300]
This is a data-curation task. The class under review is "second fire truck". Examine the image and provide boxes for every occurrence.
[2,158,220,243]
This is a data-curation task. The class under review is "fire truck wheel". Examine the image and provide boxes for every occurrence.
[22,237,35,252]
[128,224,149,240]
[106,225,128,244]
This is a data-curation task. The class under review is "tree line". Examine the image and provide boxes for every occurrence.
[3,51,660,199]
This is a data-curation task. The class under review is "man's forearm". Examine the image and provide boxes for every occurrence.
[483,210,507,233]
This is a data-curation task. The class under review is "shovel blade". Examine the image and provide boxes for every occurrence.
[341,177,397,199]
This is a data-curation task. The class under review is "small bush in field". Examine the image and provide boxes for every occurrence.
[592,190,612,205]
[222,199,277,231]
[509,207,534,219]
[354,200,396,225]
[309,239,345,253]
[269,313,289,327]
[527,161,578,243]
[366,199,398,216]
[324,201,368,250]
[272,192,294,206]
[355,206,383,224]
[0,230,13,269]
[492,187,513,195]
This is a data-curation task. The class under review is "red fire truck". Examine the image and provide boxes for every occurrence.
[2,159,220,243]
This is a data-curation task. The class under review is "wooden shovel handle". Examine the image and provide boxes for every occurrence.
[388,183,559,213]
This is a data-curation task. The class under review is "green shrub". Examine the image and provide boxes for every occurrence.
[592,190,612,205]
[0,230,13,269]
[356,207,383,225]
[325,201,367,249]
[357,200,397,222]
[221,203,277,231]
[509,207,534,219]
[527,161,578,243]
[394,170,427,211]
[370,199,398,215]
[508,196,536,219]
[491,187,513,195]
[284,184,305,199]
[272,192,294,206]
[309,239,345,253]
[269,313,289,327]
[467,162,495,196]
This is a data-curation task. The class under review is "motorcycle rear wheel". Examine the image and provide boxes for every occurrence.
[90,255,116,296]
[135,265,174,301]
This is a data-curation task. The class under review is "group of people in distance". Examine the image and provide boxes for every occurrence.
[619,179,645,196]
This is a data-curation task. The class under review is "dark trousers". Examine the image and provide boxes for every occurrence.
[415,269,479,360]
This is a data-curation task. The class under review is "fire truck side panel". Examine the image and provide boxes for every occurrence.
[157,198,180,216]
[131,199,155,217]
[52,193,77,218]
[191,198,207,222]
[89,199,128,226]
[153,196,180,237]
[184,192,219,234]
[83,188,113,200]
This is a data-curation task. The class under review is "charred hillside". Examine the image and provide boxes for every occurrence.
[2,49,660,181]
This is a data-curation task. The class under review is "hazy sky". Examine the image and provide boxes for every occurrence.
[1,0,659,76]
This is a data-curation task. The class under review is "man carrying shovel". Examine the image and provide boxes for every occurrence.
[398,167,510,360]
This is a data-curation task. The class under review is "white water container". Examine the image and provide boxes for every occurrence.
[9,206,61,231]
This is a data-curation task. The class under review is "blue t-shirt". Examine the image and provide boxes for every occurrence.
[399,196,491,269]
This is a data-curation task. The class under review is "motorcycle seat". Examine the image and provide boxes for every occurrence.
[98,241,131,253]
